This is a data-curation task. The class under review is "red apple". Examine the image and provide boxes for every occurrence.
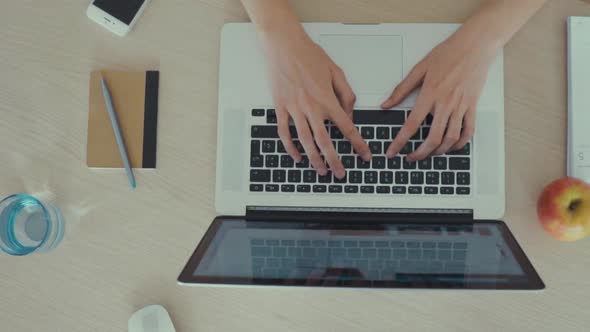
[537,177,590,242]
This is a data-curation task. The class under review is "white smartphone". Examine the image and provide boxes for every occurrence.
[87,0,151,36]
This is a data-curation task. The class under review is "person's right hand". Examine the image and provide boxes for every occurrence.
[259,23,371,179]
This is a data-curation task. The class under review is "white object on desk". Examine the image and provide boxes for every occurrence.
[128,305,176,332]
[567,16,590,183]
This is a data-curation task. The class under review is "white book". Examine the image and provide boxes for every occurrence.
[567,16,590,182]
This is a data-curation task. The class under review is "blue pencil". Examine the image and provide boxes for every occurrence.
[100,76,137,190]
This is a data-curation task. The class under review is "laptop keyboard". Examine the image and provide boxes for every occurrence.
[250,238,469,279]
[250,108,472,196]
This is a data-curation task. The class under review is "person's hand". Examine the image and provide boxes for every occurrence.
[381,33,497,161]
[259,24,371,178]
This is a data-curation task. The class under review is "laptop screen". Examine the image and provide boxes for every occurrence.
[178,217,544,290]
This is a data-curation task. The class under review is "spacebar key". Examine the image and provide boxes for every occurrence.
[354,110,405,125]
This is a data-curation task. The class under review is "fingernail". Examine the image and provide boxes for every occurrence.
[336,169,346,179]
[319,168,328,176]
[363,153,372,161]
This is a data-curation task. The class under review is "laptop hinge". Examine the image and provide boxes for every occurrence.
[245,206,474,223]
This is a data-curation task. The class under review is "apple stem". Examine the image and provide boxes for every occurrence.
[569,199,582,212]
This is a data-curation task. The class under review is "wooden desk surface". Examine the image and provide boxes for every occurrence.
[1,1,590,331]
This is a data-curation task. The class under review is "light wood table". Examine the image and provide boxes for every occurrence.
[1,1,590,331]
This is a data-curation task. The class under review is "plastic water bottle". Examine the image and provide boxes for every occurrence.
[0,194,65,256]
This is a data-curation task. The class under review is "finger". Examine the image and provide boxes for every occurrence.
[309,115,345,179]
[331,66,356,117]
[277,108,302,162]
[408,104,451,161]
[451,106,476,151]
[330,108,372,161]
[386,92,433,158]
[432,104,467,155]
[381,60,426,109]
[291,110,327,175]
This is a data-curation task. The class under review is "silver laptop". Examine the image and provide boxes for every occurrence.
[215,23,505,219]
[177,24,543,290]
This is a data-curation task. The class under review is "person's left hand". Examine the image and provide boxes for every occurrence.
[381,33,498,161]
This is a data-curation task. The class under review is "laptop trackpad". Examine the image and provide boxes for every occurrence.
[319,34,403,96]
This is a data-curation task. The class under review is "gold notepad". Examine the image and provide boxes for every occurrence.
[87,70,159,168]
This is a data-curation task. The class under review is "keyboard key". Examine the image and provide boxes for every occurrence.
[454,242,468,249]
[361,127,375,139]
[273,170,286,183]
[421,127,430,140]
[409,186,422,194]
[349,171,363,184]
[265,184,279,192]
[303,170,316,183]
[425,113,434,125]
[265,155,279,168]
[313,185,327,193]
[449,157,470,170]
[364,171,378,184]
[378,249,392,259]
[342,156,355,169]
[457,187,470,195]
[403,158,417,170]
[434,157,447,170]
[251,239,264,246]
[318,172,332,184]
[395,172,409,184]
[391,126,401,139]
[251,126,278,138]
[393,249,407,259]
[331,127,344,139]
[411,130,420,141]
[252,108,265,116]
[457,172,470,185]
[354,110,405,125]
[369,141,382,154]
[334,174,347,184]
[407,241,420,248]
[329,185,343,193]
[251,140,261,155]
[250,184,263,192]
[422,242,436,249]
[338,141,352,154]
[281,184,295,192]
[410,172,424,184]
[392,186,407,194]
[441,172,454,185]
[418,158,432,170]
[288,247,302,257]
[423,249,436,260]
[438,242,452,249]
[425,187,438,195]
[288,170,301,183]
[274,141,284,154]
[373,157,386,169]
[379,171,394,184]
[280,155,294,168]
[250,155,263,168]
[391,241,405,248]
[296,156,309,168]
[345,185,359,193]
[387,157,402,169]
[361,186,375,194]
[441,187,454,195]
[302,247,316,257]
[347,248,362,259]
[250,169,271,182]
[297,185,311,192]
[449,143,470,155]
[425,172,439,185]
[377,127,390,139]
[377,186,390,194]
[251,246,272,257]
[438,250,451,261]
[408,249,421,260]
[363,248,377,258]
[400,143,413,155]
[357,157,371,169]
[293,140,305,153]
[267,115,277,124]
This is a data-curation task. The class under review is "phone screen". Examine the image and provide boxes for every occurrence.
[93,0,146,25]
